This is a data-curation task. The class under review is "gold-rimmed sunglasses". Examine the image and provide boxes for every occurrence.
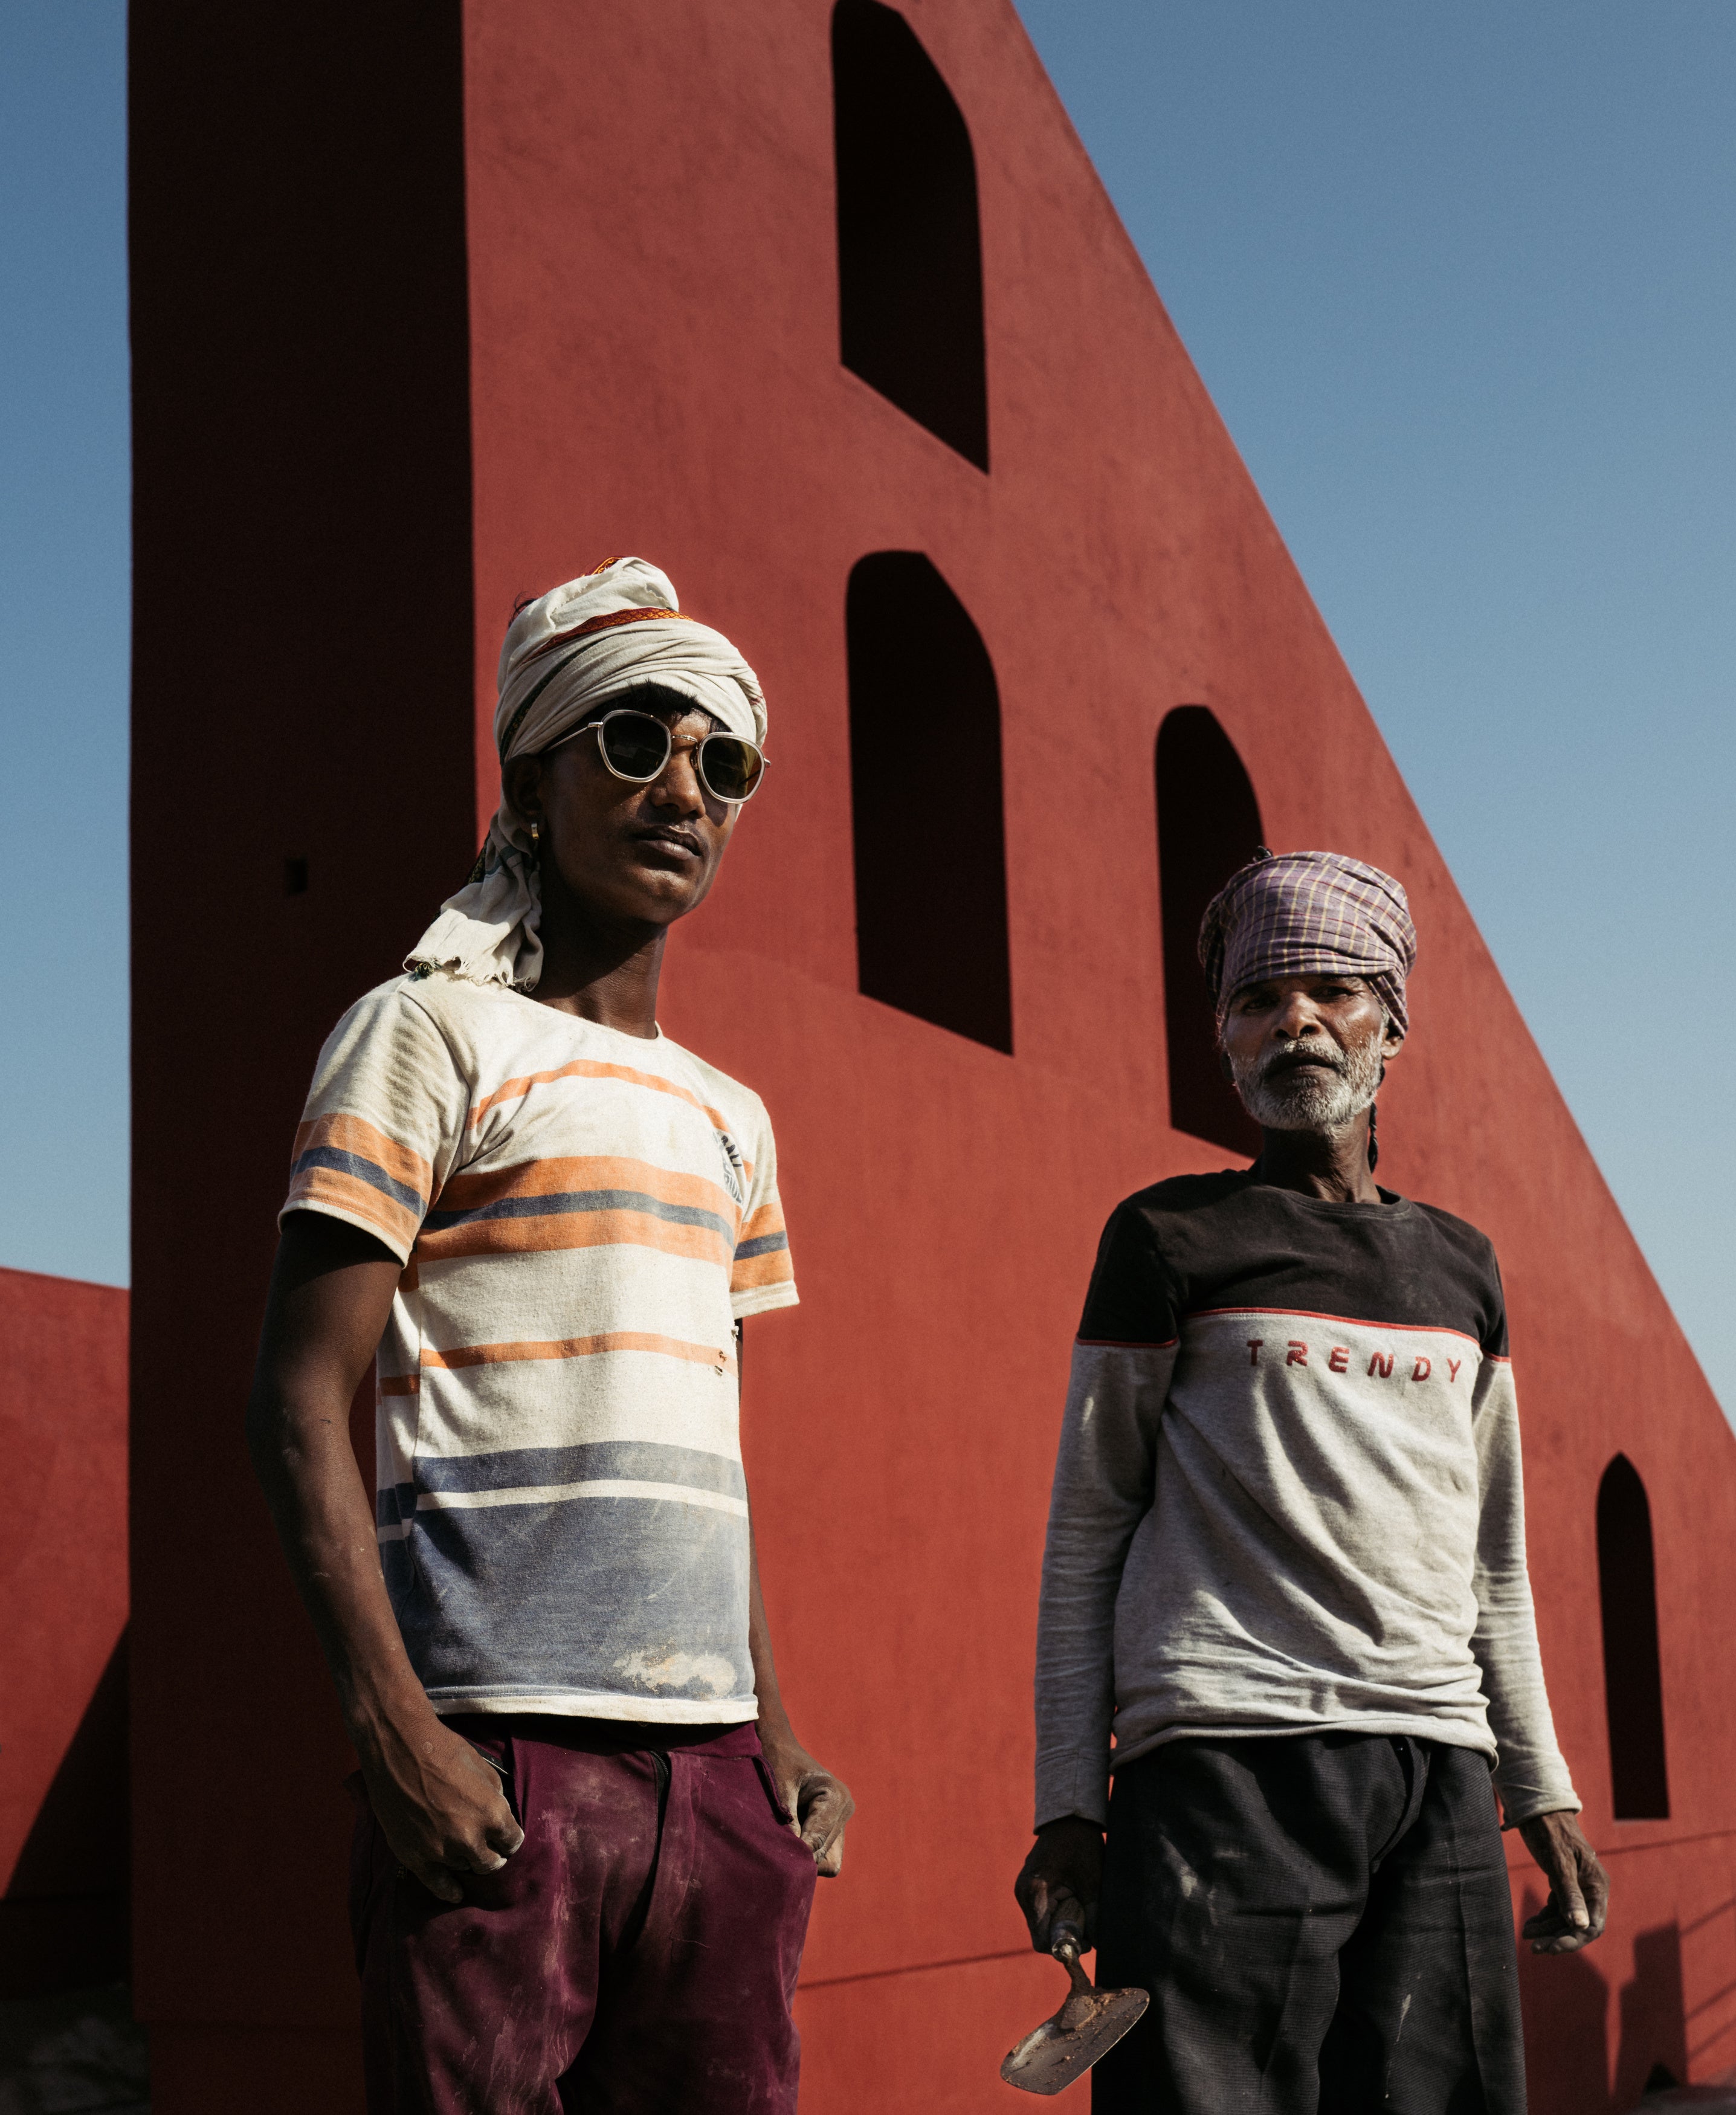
[552,706,768,806]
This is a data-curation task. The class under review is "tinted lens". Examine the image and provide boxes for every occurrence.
[597,711,671,781]
[699,734,765,803]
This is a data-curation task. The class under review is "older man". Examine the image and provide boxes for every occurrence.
[1016,850,1607,2114]
[247,560,849,2114]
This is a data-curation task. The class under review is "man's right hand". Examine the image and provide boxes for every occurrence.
[1015,1815,1105,1952]
[359,1713,526,1905]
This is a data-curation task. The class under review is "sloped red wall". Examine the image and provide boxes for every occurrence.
[0,1268,129,1998]
[127,1,1736,2108]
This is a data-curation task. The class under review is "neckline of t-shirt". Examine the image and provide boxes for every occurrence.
[1244,1174,1414,1221]
[500,986,665,1045]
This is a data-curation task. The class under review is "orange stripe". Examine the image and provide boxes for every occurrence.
[468,1057,735,1138]
[378,1372,421,1397]
[739,1200,787,1241]
[434,1154,740,1223]
[291,1112,432,1198]
[518,604,691,666]
[731,1249,796,1293]
[422,1331,735,1373]
[416,1210,734,1267]
[286,1168,421,1251]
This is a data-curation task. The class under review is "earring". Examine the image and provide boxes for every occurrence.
[529,821,541,847]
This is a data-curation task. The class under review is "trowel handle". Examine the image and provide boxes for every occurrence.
[1050,1922,1094,1996]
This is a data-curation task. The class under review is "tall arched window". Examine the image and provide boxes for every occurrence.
[847,552,1012,1051]
[1156,707,1264,1155]
[1597,1454,1670,1818]
[831,0,989,470]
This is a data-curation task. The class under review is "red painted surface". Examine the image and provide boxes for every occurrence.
[127,1,1736,2107]
[0,1268,129,1997]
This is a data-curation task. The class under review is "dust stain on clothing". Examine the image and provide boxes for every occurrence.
[616,1649,738,1694]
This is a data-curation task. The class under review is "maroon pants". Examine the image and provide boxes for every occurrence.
[349,1718,817,2114]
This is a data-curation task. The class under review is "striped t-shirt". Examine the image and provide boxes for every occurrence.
[280,970,796,1722]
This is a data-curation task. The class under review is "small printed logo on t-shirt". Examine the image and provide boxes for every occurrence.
[714,1128,747,1206]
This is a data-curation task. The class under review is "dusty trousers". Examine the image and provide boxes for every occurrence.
[1091,1732,1526,2115]
[349,1719,817,2114]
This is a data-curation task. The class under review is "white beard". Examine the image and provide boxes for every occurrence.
[1230,1032,1384,1132]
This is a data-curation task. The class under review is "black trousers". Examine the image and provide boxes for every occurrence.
[1092,1732,1525,2115]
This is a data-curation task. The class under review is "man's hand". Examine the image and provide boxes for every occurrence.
[760,1728,853,1876]
[1015,1815,1105,1952]
[360,1712,526,1905]
[1518,1809,1609,1954]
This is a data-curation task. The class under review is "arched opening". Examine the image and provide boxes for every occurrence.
[847,551,1011,1051]
[831,0,989,470]
[1156,708,1264,1156]
[1597,1454,1670,1818]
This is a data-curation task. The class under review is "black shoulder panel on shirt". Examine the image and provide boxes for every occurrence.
[1077,1186,1210,1345]
[1085,1172,1509,1355]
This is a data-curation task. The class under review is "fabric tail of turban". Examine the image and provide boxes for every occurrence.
[406,557,767,992]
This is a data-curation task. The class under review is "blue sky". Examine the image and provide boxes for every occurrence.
[1,2,1729,1415]
[0,3,129,1291]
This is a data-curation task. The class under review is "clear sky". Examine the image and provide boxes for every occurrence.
[0,3,129,1290]
[1,2,1729,1415]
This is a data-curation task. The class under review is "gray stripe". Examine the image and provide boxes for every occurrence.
[384,1497,752,1706]
[734,1231,789,1261]
[413,1441,746,1501]
[292,1146,425,1216]
[423,1187,734,1241]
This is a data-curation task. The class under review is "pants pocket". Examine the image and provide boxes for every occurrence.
[752,1755,823,1885]
[463,1732,523,1830]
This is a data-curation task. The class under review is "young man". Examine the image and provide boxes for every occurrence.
[1016,850,1607,2114]
[247,559,850,2114]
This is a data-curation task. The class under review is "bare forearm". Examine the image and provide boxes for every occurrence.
[247,1214,522,1899]
[246,1383,431,1751]
[747,1522,795,1742]
[744,1513,854,1871]
[246,1215,437,1755]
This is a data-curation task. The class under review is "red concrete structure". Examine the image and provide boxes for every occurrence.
[126,2,1736,2108]
[0,1268,129,2000]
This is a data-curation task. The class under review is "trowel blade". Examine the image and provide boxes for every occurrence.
[999,1984,1150,2095]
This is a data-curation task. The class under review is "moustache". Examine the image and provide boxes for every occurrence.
[1256,1044,1349,1085]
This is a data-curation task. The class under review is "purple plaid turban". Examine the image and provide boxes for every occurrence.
[1198,850,1418,1038]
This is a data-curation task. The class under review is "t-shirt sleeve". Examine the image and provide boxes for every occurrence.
[729,1098,797,1320]
[1470,1263,1580,1823]
[1077,1199,1183,1345]
[1034,1200,1182,1828]
[280,981,469,1264]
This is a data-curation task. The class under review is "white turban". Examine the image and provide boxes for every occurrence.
[407,558,767,990]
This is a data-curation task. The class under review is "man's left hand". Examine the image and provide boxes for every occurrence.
[761,1731,854,1877]
[1518,1809,1609,1953]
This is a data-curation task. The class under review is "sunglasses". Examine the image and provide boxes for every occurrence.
[555,706,768,806]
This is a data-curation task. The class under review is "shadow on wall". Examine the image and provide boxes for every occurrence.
[847,551,1013,1053]
[1598,1455,1671,1823]
[833,0,988,468]
[1155,706,1263,1158]
[1517,1891,1691,2111]
[1616,1923,1688,2107]
[0,1629,130,2001]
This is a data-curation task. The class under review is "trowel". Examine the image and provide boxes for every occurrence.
[1000,1923,1149,2095]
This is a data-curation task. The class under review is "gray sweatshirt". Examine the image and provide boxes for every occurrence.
[1034,1174,1578,1830]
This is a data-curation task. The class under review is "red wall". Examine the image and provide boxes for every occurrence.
[0,1267,129,1998]
[127,2,1736,2107]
